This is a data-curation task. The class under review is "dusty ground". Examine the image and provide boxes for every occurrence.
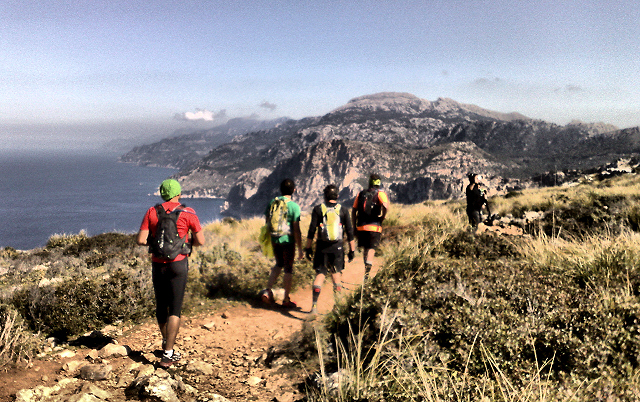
[0,257,379,402]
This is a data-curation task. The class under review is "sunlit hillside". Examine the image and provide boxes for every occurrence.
[2,174,640,400]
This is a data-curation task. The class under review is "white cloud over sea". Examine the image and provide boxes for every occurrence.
[174,109,227,122]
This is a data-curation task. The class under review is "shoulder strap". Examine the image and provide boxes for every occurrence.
[154,204,166,216]
[321,203,341,214]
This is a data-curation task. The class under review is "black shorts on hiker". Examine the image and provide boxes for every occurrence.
[313,244,344,276]
[357,231,381,249]
[273,242,295,274]
[467,209,482,227]
[152,258,189,323]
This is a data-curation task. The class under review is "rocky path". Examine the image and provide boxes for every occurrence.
[0,257,379,402]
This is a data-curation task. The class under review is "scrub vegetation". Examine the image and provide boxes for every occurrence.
[0,175,640,401]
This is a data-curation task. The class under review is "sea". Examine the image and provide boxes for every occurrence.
[0,150,224,250]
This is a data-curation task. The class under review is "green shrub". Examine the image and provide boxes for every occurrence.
[441,230,522,260]
[45,231,89,250]
[324,240,640,396]
[11,269,154,338]
[193,244,315,300]
[0,247,20,260]
[61,233,138,256]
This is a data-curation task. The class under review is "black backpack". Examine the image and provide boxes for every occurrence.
[356,188,381,226]
[148,204,191,259]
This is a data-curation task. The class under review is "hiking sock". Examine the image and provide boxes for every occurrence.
[163,349,174,358]
[364,263,372,278]
[312,285,321,305]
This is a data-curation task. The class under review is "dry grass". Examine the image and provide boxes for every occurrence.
[308,175,640,401]
[0,305,39,369]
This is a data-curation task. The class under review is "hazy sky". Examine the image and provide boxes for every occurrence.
[2,0,639,151]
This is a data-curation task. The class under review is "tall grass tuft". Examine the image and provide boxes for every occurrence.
[0,304,39,369]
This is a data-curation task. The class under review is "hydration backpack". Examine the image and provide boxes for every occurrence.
[319,203,343,242]
[268,197,291,238]
[356,188,381,226]
[148,204,191,259]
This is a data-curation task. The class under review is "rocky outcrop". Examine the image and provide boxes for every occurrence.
[224,139,518,216]
[533,156,640,187]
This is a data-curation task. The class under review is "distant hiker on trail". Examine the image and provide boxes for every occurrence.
[304,184,356,315]
[136,179,205,368]
[352,174,390,281]
[466,173,492,229]
[260,178,303,309]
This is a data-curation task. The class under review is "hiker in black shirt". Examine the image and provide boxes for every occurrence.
[466,173,492,229]
[304,185,355,315]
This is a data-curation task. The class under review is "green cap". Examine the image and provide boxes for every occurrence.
[159,179,181,201]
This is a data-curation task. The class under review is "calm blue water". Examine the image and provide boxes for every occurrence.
[0,150,224,250]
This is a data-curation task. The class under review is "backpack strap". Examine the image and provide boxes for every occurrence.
[155,203,186,215]
[321,203,341,217]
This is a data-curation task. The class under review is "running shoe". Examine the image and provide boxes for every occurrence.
[260,289,274,305]
[159,351,181,368]
[281,299,297,309]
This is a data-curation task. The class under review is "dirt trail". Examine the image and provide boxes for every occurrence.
[0,257,381,402]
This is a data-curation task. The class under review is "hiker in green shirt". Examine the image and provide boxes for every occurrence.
[260,178,303,309]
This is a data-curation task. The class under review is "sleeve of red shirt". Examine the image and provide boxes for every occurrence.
[181,207,202,234]
[139,206,155,231]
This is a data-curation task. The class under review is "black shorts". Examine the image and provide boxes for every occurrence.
[357,231,381,249]
[152,258,189,322]
[467,209,482,227]
[313,243,344,276]
[273,242,295,274]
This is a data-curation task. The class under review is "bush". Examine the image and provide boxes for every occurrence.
[45,231,89,250]
[324,235,640,397]
[60,233,138,256]
[11,269,154,338]
[193,244,315,300]
[441,230,522,260]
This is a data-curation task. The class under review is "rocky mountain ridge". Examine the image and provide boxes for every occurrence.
[122,92,636,217]
[119,117,290,169]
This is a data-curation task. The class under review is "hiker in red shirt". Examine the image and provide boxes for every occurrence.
[137,179,205,368]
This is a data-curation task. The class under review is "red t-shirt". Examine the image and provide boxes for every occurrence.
[139,201,202,262]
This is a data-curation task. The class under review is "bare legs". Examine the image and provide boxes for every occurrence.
[159,315,181,352]
[267,266,293,302]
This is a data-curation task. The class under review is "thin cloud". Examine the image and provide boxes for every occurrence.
[174,109,227,122]
[259,101,277,111]
[472,77,501,87]
[565,84,583,93]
